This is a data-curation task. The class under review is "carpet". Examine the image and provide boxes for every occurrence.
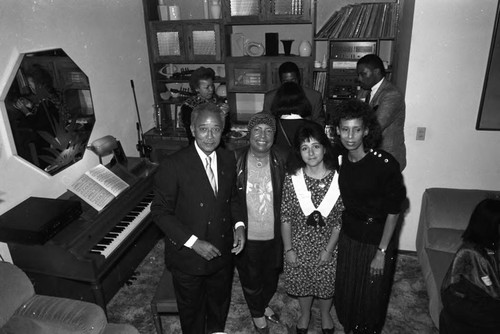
[107,240,439,334]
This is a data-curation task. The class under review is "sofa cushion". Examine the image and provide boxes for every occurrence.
[0,262,35,328]
[3,295,107,334]
[426,228,463,254]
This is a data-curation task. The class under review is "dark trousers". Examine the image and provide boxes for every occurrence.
[235,239,280,318]
[171,265,233,334]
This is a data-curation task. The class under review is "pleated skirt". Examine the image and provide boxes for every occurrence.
[334,232,397,334]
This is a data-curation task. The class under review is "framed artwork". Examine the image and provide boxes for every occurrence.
[477,2,500,130]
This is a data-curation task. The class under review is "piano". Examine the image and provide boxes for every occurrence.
[8,158,162,314]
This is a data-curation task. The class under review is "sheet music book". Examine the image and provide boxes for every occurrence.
[69,164,129,212]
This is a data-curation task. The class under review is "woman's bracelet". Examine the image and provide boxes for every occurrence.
[377,247,387,254]
[323,248,332,254]
[284,248,294,254]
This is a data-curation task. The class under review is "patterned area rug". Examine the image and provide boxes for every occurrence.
[107,240,439,334]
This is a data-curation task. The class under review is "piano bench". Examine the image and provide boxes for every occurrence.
[151,268,178,334]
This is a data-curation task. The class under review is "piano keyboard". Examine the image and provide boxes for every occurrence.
[90,192,154,258]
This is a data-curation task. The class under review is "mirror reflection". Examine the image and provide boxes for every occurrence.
[5,49,95,175]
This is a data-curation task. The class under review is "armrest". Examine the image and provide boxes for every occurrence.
[6,295,107,334]
[0,262,35,327]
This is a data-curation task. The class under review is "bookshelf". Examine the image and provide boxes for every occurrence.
[312,0,413,123]
[316,2,399,40]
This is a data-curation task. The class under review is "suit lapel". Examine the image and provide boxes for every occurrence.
[371,79,388,106]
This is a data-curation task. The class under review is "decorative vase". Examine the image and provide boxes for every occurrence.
[281,39,294,56]
[210,0,221,19]
[298,40,312,57]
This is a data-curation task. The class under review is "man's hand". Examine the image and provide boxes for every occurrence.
[231,226,246,255]
[192,240,221,261]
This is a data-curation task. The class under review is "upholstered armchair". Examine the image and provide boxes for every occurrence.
[0,261,138,334]
[416,187,500,328]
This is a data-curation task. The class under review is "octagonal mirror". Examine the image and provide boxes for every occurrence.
[5,49,95,175]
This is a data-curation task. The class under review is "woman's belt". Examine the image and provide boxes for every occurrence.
[342,209,384,225]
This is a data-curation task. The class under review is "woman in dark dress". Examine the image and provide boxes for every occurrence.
[331,99,406,334]
[440,199,500,334]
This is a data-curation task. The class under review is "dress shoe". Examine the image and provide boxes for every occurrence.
[296,326,308,334]
[253,322,270,334]
[322,327,335,334]
[265,313,280,324]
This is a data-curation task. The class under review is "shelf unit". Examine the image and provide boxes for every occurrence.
[311,0,409,123]
[140,0,413,145]
[222,0,311,24]
[222,0,314,123]
[142,0,228,141]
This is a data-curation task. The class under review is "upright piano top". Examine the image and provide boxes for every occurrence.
[53,157,158,248]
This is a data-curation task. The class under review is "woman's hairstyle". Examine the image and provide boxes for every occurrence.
[189,67,215,91]
[287,122,338,174]
[330,99,381,150]
[270,82,312,118]
[462,198,500,250]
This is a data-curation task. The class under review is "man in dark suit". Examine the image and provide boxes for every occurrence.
[263,61,325,127]
[357,54,407,170]
[152,102,246,334]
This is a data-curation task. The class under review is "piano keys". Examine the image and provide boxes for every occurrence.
[7,158,162,314]
[90,191,154,258]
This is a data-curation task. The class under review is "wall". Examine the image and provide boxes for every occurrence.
[0,0,155,261]
[402,0,500,250]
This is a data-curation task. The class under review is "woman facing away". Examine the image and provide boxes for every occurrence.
[270,81,316,152]
[439,198,500,334]
[331,99,406,334]
[281,122,343,334]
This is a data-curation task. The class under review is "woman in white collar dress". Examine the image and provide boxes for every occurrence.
[332,99,406,334]
[281,122,343,334]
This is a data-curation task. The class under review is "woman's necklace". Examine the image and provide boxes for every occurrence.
[318,169,330,189]
[305,168,330,188]
[250,152,269,168]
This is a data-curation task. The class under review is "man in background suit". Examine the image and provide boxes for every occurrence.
[152,102,246,334]
[357,54,407,170]
[263,61,325,127]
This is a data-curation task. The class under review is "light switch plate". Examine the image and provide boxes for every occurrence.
[416,127,426,141]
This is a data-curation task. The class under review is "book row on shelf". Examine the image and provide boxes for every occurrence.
[313,71,327,98]
[316,2,399,39]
